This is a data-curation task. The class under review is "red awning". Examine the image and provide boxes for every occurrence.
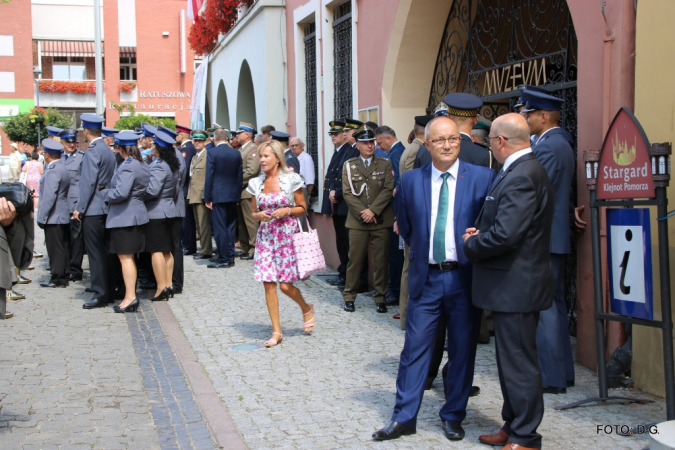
[119,46,136,58]
[40,41,100,58]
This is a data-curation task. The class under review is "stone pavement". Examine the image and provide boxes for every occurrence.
[173,253,665,450]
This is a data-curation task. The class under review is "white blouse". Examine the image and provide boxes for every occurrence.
[246,171,304,207]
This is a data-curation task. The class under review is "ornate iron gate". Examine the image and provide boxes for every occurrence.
[304,22,319,190]
[429,0,579,334]
[333,2,352,120]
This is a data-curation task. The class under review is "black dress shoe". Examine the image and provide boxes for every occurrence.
[183,249,195,256]
[424,376,435,391]
[343,301,355,312]
[68,274,83,281]
[385,293,399,305]
[239,253,254,260]
[207,261,234,268]
[372,421,416,441]
[193,253,212,260]
[209,256,219,262]
[470,386,480,397]
[543,386,567,394]
[327,277,345,286]
[567,380,575,387]
[234,250,245,257]
[85,287,95,293]
[441,420,465,440]
[376,303,388,313]
[40,281,68,288]
[171,286,183,294]
[83,298,109,309]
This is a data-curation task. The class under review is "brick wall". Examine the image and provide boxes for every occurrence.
[41,56,53,79]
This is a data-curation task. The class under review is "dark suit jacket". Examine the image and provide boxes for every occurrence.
[284,149,301,175]
[532,128,575,254]
[464,153,554,313]
[204,143,243,204]
[320,142,358,216]
[180,141,197,198]
[414,133,493,169]
[397,161,494,300]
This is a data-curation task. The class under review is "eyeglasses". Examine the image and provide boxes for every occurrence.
[489,135,510,141]
[429,136,460,146]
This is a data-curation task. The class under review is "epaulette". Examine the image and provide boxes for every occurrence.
[375,156,389,161]
[123,158,132,164]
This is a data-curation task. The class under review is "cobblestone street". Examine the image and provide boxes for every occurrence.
[0,235,666,449]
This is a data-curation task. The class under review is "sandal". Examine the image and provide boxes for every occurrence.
[303,304,315,333]
[265,332,283,348]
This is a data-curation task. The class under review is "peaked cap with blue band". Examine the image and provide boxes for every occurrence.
[46,126,64,137]
[154,130,177,148]
[141,122,157,138]
[80,113,105,129]
[58,128,78,142]
[114,130,141,146]
[521,89,564,112]
[514,84,551,109]
[234,122,256,134]
[102,126,119,137]
[157,125,178,139]
[42,138,64,154]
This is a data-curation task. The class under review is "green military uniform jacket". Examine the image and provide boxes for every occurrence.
[240,140,260,200]
[342,156,395,230]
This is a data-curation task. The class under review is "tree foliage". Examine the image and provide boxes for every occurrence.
[114,114,176,131]
[3,107,74,148]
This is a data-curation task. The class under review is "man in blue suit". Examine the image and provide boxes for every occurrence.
[522,89,576,393]
[204,128,243,268]
[372,116,494,442]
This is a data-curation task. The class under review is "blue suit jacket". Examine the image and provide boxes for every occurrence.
[204,143,243,204]
[532,128,575,254]
[397,161,494,300]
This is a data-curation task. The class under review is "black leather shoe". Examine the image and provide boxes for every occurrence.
[327,277,345,286]
[239,253,254,260]
[85,287,95,293]
[172,286,183,294]
[385,294,399,305]
[183,249,195,256]
[193,253,212,260]
[40,281,68,288]
[343,301,355,312]
[567,380,575,387]
[441,420,465,441]
[376,303,388,313]
[234,250,245,257]
[470,386,480,397]
[372,421,416,441]
[83,298,109,309]
[209,256,219,262]
[543,386,567,394]
[68,274,83,281]
[207,261,234,268]
[424,376,435,391]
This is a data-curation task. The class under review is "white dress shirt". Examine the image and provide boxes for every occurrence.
[297,151,315,187]
[501,147,533,173]
[429,161,459,264]
[361,156,373,167]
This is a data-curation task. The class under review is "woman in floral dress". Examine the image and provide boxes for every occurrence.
[247,140,315,347]
[22,152,43,210]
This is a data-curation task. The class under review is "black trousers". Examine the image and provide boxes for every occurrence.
[212,202,237,264]
[68,224,84,277]
[181,198,197,253]
[45,224,70,284]
[494,311,544,448]
[171,218,184,289]
[81,215,109,300]
[332,214,350,277]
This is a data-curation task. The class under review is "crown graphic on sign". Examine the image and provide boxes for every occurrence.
[612,129,637,166]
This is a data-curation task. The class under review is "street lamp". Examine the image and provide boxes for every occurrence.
[33,66,42,147]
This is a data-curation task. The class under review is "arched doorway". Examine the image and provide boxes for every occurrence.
[215,80,230,129]
[429,0,579,333]
[236,60,256,128]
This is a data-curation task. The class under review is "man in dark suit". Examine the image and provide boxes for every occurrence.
[464,113,554,450]
[522,89,577,394]
[73,114,116,309]
[321,121,358,287]
[269,131,301,174]
[372,117,493,442]
[204,129,243,268]
[177,125,197,255]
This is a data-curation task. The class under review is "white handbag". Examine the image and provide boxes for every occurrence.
[292,215,326,280]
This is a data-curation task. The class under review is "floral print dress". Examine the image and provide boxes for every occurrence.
[253,192,300,283]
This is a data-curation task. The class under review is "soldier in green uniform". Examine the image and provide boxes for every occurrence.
[341,125,395,313]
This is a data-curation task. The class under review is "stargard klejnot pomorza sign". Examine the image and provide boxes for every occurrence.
[596,107,655,200]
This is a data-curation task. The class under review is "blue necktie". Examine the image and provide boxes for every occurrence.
[433,173,450,264]
[491,169,505,190]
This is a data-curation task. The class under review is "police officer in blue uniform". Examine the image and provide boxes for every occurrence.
[102,126,120,148]
[522,89,576,393]
[37,139,71,288]
[58,128,85,281]
[46,126,63,138]
[103,131,151,313]
[74,114,117,309]
[135,122,159,291]
[177,125,197,255]
[144,130,180,300]
[157,125,188,294]
[269,130,301,174]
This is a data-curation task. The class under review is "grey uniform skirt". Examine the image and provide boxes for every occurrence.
[109,225,146,254]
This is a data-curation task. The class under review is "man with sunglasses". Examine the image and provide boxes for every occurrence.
[59,128,86,282]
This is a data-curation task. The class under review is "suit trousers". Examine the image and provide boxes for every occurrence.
[0,288,5,319]
[342,228,389,304]
[68,224,85,277]
[398,243,410,329]
[392,269,478,426]
[332,214,350,277]
[44,224,70,284]
[237,199,258,255]
[536,253,575,388]
[212,203,237,263]
[192,203,213,256]
[171,218,184,289]
[494,311,543,448]
[82,215,109,300]
[181,198,197,253]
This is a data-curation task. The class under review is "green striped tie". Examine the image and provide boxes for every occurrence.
[433,173,450,264]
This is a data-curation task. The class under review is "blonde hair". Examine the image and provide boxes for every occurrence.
[260,140,290,173]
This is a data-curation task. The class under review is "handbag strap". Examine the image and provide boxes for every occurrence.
[295,214,313,232]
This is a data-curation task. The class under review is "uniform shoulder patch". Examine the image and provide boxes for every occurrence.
[123,158,132,164]
[251,152,257,158]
